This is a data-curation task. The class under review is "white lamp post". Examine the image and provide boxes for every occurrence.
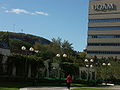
[84,59,94,83]
[56,53,67,79]
[21,46,28,78]
[21,46,36,74]
[102,62,111,85]
[21,46,39,85]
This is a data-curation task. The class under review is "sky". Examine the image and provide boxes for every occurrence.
[0,0,89,52]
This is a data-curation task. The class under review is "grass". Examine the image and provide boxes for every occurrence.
[0,82,33,90]
[0,81,66,90]
[71,88,113,90]
[0,88,19,90]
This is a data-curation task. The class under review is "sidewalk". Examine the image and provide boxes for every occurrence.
[20,86,77,90]
[20,85,120,90]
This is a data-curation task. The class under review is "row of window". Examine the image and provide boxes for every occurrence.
[88,35,120,38]
[88,43,120,46]
[89,18,120,23]
[88,27,120,30]
[87,51,120,54]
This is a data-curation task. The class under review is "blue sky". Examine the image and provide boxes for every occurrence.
[0,0,89,51]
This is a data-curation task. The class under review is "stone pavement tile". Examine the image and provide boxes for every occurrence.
[20,86,120,90]
[19,88,27,90]
[20,87,80,90]
[20,87,71,90]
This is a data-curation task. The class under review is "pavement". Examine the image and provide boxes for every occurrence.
[20,87,77,90]
[20,85,120,90]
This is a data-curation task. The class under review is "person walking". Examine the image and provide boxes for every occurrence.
[66,74,72,89]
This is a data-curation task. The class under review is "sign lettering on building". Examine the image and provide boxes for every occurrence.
[93,3,116,12]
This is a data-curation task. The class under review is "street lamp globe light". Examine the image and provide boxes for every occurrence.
[102,63,106,66]
[86,65,89,67]
[63,54,67,57]
[21,46,26,50]
[85,59,88,62]
[108,63,111,66]
[56,54,60,57]
[34,50,39,53]
[90,65,93,68]
[56,53,67,58]
[90,59,94,62]
[29,47,34,51]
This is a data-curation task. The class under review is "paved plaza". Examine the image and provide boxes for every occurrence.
[20,87,76,90]
[20,85,120,90]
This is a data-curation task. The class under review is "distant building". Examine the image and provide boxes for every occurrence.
[87,0,120,58]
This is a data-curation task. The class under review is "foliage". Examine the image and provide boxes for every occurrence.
[109,61,120,80]
[95,58,120,82]
[51,38,74,55]
[79,52,87,60]
[33,37,78,62]
[61,62,79,76]
[9,39,32,50]
[1,35,86,81]
[33,42,45,51]
[0,31,51,50]
[8,54,26,63]
[33,43,55,60]
[8,53,44,64]
[7,53,45,77]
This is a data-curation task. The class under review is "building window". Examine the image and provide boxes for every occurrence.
[88,35,120,38]
[88,43,120,46]
[88,27,120,30]
[87,51,120,54]
[89,18,120,23]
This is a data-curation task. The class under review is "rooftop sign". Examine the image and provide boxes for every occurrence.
[93,3,117,12]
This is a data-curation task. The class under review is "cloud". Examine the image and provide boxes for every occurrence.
[1,6,6,9]
[1,7,49,16]
[5,8,29,14]
[35,11,48,16]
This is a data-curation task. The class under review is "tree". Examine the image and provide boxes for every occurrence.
[79,52,87,60]
[61,62,79,77]
[51,37,62,54]
[0,31,9,49]
[110,61,120,80]
[62,40,74,56]
[9,39,32,50]
[95,58,120,84]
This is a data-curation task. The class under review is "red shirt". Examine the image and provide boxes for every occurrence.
[66,75,72,83]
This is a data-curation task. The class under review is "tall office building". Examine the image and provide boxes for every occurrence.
[87,0,120,59]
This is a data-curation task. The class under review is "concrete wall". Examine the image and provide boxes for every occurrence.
[0,48,10,55]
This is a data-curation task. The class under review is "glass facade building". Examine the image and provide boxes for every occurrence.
[87,0,120,58]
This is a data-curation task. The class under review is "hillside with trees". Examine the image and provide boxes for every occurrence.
[0,31,51,50]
